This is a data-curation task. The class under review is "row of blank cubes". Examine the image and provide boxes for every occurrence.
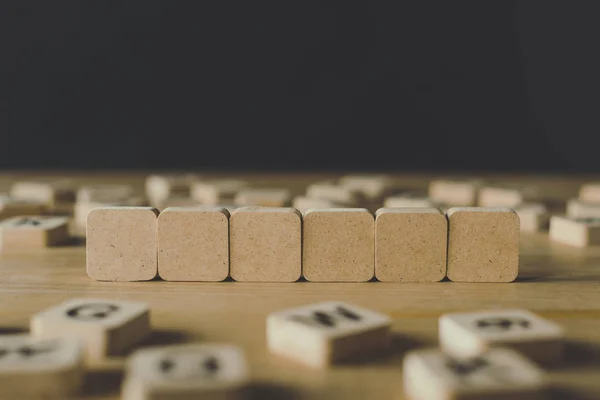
[86,206,519,282]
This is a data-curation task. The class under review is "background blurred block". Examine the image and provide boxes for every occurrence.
[549,215,600,247]
[233,188,292,207]
[191,180,248,205]
[0,215,69,250]
[428,179,484,207]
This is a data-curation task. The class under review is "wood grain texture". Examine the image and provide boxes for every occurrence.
[0,172,599,399]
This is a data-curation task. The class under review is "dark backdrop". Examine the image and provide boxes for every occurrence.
[2,1,599,171]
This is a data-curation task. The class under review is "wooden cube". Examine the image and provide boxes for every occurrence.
[549,215,600,247]
[338,174,396,201]
[292,196,342,214]
[122,344,249,400]
[0,335,84,398]
[86,207,159,281]
[267,301,391,368]
[191,180,249,205]
[428,179,484,206]
[514,203,550,232]
[0,216,69,250]
[403,348,546,400]
[158,207,229,281]
[156,196,203,211]
[0,195,46,220]
[31,298,151,363]
[578,182,600,203]
[230,207,301,282]
[306,181,363,206]
[439,309,564,366]
[233,188,292,207]
[566,198,600,219]
[303,208,374,282]
[383,193,437,208]
[10,179,75,206]
[146,174,199,207]
[375,208,447,282]
[478,186,525,207]
[74,196,146,234]
[446,207,519,283]
[76,184,135,204]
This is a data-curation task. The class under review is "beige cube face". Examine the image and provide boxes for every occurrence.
[10,179,75,205]
[267,302,391,368]
[549,216,600,247]
[86,207,159,281]
[0,216,69,250]
[122,344,249,400]
[191,180,248,205]
[566,198,600,219]
[375,208,447,282]
[31,298,150,362]
[439,309,564,366]
[383,193,436,208]
[303,209,374,282]
[578,182,600,203]
[446,208,519,283]
[514,203,549,232]
[403,348,546,400]
[306,182,363,206]
[230,207,301,282]
[158,207,229,282]
[478,186,524,208]
[0,335,84,398]
[233,188,292,207]
[428,179,483,207]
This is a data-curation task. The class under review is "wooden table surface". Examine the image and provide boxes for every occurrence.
[0,171,599,399]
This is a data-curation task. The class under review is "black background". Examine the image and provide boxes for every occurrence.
[2,1,599,172]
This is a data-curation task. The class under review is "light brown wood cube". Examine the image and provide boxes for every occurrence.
[233,188,292,207]
[0,216,69,250]
[31,298,150,363]
[375,208,447,282]
[403,348,546,400]
[191,180,248,205]
[439,309,564,366]
[549,215,600,247]
[514,203,550,232]
[338,174,396,201]
[446,207,519,282]
[306,181,363,206]
[303,208,374,282]
[566,198,600,219]
[0,335,84,398]
[74,196,146,234]
[86,207,159,281]
[0,195,46,220]
[122,344,249,400]
[578,182,600,203]
[230,207,301,282]
[428,179,483,206]
[267,301,392,368]
[383,193,437,208]
[158,207,229,281]
[10,179,75,206]
[146,174,199,207]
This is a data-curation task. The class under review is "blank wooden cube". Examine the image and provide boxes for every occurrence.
[158,207,229,281]
[403,348,546,400]
[191,180,248,205]
[0,335,84,398]
[10,179,75,206]
[447,207,519,283]
[233,188,292,207]
[0,216,69,250]
[383,193,437,208]
[514,203,550,232]
[74,196,146,234]
[230,207,301,282]
[267,301,392,368]
[303,208,374,282]
[338,174,396,201]
[0,195,46,220]
[375,208,447,282]
[578,182,600,203]
[428,179,484,206]
[439,309,564,366]
[146,174,199,207]
[566,198,600,219]
[306,181,363,206]
[86,207,159,281]
[549,215,600,247]
[31,298,150,363]
[292,196,342,214]
[122,344,249,400]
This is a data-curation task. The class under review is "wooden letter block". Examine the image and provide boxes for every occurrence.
[428,179,484,207]
[230,207,301,282]
[0,216,69,250]
[10,179,75,206]
[191,180,248,205]
[303,208,374,282]
[0,335,84,398]
[31,298,150,363]
[566,198,600,219]
[86,207,159,281]
[306,181,363,207]
[578,182,600,203]
[375,208,447,282]
[267,301,391,368]
[292,196,342,214]
[158,207,229,281]
[0,195,46,220]
[76,184,135,204]
[514,203,550,232]
[146,174,199,207]
[383,193,437,208]
[446,207,519,283]
[122,344,249,400]
[233,188,292,207]
[549,215,600,247]
[403,348,546,400]
[439,309,564,366]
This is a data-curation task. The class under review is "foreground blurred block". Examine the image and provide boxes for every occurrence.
[303,209,374,282]
[446,208,519,282]
[0,216,69,250]
[86,207,159,281]
[0,335,84,398]
[267,301,391,368]
[549,215,600,247]
[122,344,249,400]
[375,208,447,282]
[230,207,301,282]
[439,309,564,366]
[158,207,229,281]
[403,348,546,400]
[428,179,483,207]
[31,298,150,363]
